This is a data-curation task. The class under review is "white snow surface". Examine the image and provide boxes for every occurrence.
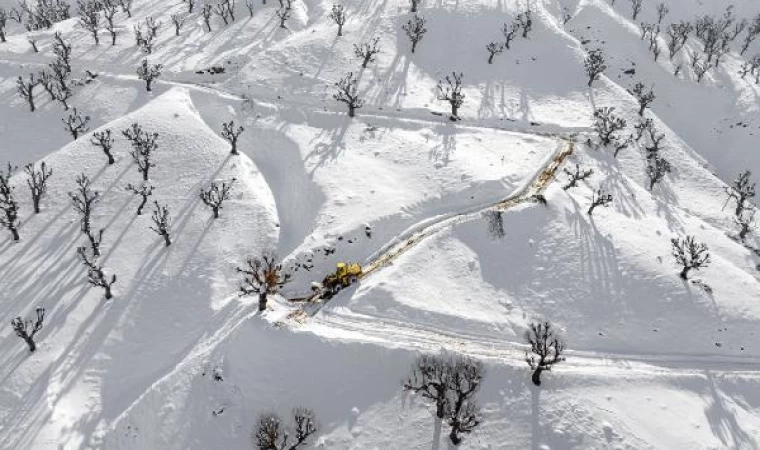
[0,0,760,449]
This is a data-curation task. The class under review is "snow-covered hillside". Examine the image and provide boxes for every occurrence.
[1,0,759,449]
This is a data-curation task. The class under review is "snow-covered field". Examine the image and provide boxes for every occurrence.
[1,0,760,448]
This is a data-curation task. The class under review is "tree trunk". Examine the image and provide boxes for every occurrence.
[638,104,645,116]
[348,104,355,117]
[213,208,219,219]
[488,53,495,64]
[679,266,690,280]
[33,200,40,214]
[146,80,152,92]
[338,25,343,36]
[142,168,149,181]
[137,197,147,215]
[411,41,417,53]
[112,32,117,45]
[531,367,543,386]
[107,153,115,165]
[11,227,19,241]
[451,103,458,118]
[449,426,462,445]
[25,337,36,352]
[258,292,268,311]
[104,284,113,300]
[163,233,171,247]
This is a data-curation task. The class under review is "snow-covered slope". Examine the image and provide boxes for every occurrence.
[1,0,760,448]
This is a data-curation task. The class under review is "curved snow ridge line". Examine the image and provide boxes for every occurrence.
[308,311,760,376]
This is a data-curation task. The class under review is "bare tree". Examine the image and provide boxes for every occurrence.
[444,356,484,445]
[629,82,655,116]
[584,49,607,87]
[237,253,291,311]
[646,154,671,190]
[77,246,117,299]
[134,17,160,53]
[436,72,465,120]
[736,206,755,241]
[25,161,52,214]
[671,235,710,280]
[587,188,612,215]
[403,14,426,53]
[525,321,565,386]
[77,0,101,45]
[502,21,520,49]
[633,117,654,142]
[403,353,452,418]
[16,74,38,112]
[123,123,159,181]
[254,408,317,450]
[202,4,213,31]
[149,201,172,247]
[276,4,291,28]
[200,179,234,218]
[63,108,90,140]
[667,21,692,59]
[409,0,421,12]
[516,9,532,38]
[0,164,20,241]
[28,38,39,52]
[52,32,72,74]
[724,171,756,217]
[563,164,593,190]
[592,107,627,155]
[91,130,115,165]
[245,0,255,16]
[11,307,45,352]
[741,14,760,55]
[50,74,73,110]
[656,2,668,25]
[69,173,100,235]
[214,1,230,25]
[183,0,195,13]
[329,4,346,36]
[630,0,642,20]
[119,0,133,17]
[171,13,186,35]
[102,0,119,45]
[354,37,380,68]
[136,59,163,91]
[0,8,8,43]
[221,120,244,155]
[486,42,504,64]
[125,183,154,215]
[333,72,364,117]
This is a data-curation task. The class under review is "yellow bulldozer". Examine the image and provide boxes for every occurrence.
[314,262,362,299]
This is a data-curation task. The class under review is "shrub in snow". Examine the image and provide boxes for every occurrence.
[122,123,159,181]
[667,21,692,59]
[200,179,235,218]
[671,235,710,280]
[724,171,756,218]
[562,164,593,191]
[629,82,655,116]
[334,72,364,118]
[329,4,346,36]
[125,183,154,215]
[0,164,20,241]
[25,161,52,214]
[646,154,671,190]
[221,120,245,155]
[436,72,465,120]
[525,321,565,386]
[150,201,172,247]
[136,59,163,92]
[584,49,606,87]
[63,108,90,140]
[11,307,45,352]
[354,38,381,68]
[403,14,427,53]
[254,408,317,450]
[592,107,628,156]
[237,253,291,311]
[587,188,612,216]
[77,246,117,299]
[91,130,116,165]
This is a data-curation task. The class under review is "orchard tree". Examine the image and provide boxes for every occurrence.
[69,173,100,236]
[200,179,235,218]
[525,321,565,386]
[403,14,427,53]
[77,0,101,45]
[329,4,346,36]
[0,8,7,43]
[0,164,20,241]
[136,59,163,92]
[502,21,520,49]
[63,108,91,140]
[25,161,52,214]
[221,120,244,155]
[202,4,213,31]
[443,356,484,445]
[333,72,364,117]
[486,42,504,64]
[629,82,655,116]
[91,130,116,165]
[562,164,593,190]
[119,0,133,17]
[517,9,532,38]
[646,154,671,190]
[171,13,186,35]
[584,49,607,87]
[587,188,613,215]
[122,123,159,181]
[593,107,628,155]
[630,0,643,20]
[254,408,317,450]
[77,246,117,299]
[354,38,381,68]
[736,207,756,241]
[125,183,154,215]
[667,21,692,59]
[724,171,756,217]
[16,74,38,112]
[237,253,291,311]
[276,5,291,28]
[102,0,119,45]
[403,353,451,418]
[437,72,465,120]
[150,201,172,247]
[11,307,45,352]
[671,235,710,280]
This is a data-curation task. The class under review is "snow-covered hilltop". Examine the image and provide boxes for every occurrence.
[0,0,759,449]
